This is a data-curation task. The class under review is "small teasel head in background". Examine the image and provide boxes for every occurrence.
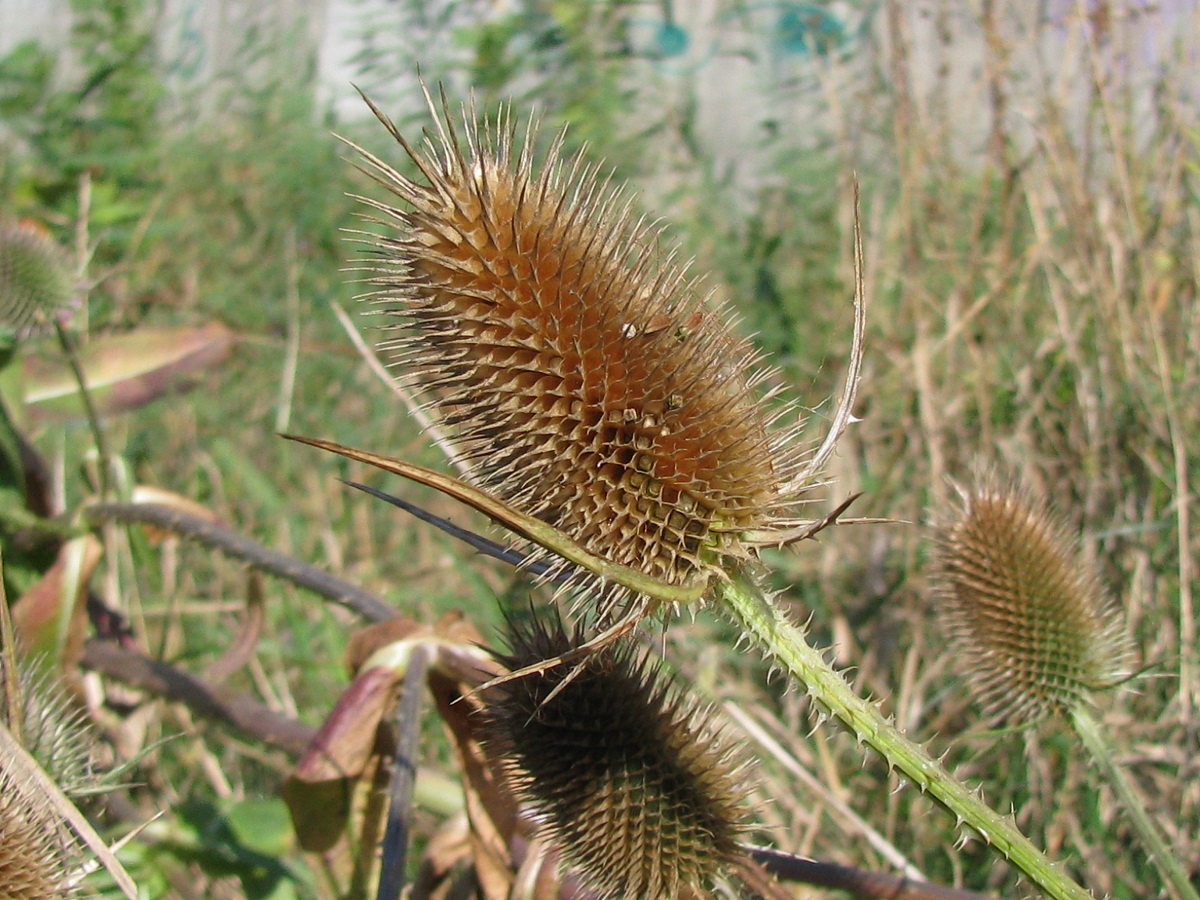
[481,612,753,899]
[930,473,1133,725]
[0,219,76,341]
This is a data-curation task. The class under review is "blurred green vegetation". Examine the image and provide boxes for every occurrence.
[1,0,1197,897]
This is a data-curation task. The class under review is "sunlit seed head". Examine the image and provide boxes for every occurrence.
[481,612,752,899]
[0,768,78,900]
[931,476,1132,724]
[347,90,808,623]
[0,220,75,339]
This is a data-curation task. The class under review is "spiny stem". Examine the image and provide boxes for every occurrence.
[719,570,1094,900]
[1070,706,1199,900]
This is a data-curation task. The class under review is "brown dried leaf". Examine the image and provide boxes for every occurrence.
[10,534,102,674]
[429,668,516,900]
[24,322,233,423]
[282,665,400,853]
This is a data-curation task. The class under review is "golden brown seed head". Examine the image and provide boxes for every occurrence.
[931,478,1132,724]
[0,755,78,899]
[481,613,751,899]
[350,92,805,621]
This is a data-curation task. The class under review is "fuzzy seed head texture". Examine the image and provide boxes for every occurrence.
[481,613,752,900]
[1,654,96,799]
[931,478,1132,724]
[0,760,77,899]
[0,220,75,339]
[350,91,807,622]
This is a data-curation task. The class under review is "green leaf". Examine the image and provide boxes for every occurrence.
[224,797,294,859]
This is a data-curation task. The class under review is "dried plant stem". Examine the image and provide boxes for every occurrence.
[84,502,396,623]
[718,570,1094,900]
[1069,706,1199,900]
[274,227,302,434]
[52,319,112,497]
[377,643,429,900]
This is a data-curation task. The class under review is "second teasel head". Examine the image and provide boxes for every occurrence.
[345,88,811,623]
[481,613,753,899]
[930,475,1132,724]
[0,220,75,340]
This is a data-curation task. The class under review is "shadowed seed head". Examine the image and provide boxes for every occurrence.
[346,89,808,622]
[482,613,752,899]
[0,220,75,339]
[931,477,1132,724]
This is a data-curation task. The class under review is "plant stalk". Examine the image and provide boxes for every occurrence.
[1070,706,1199,900]
[719,570,1094,900]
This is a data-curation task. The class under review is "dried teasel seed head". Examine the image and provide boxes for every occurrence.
[0,220,75,340]
[0,763,79,900]
[346,88,808,622]
[931,477,1132,724]
[481,612,752,900]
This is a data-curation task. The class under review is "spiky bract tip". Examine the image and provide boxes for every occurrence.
[931,477,1132,724]
[349,89,808,622]
[481,612,752,899]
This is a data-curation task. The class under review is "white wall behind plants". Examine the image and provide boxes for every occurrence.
[1,0,1194,190]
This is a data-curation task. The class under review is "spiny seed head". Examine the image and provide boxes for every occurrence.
[481,613,752,899]
[0,750,79,900]
[2,654,96,799]
[0,220,75,339]
[349,90,807,622]
[931,477,1132,724]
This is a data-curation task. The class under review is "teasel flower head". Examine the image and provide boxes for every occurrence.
[481,612,753,899]
[931,476,1132,724]
[0,654,90,899]
[2,653,96,799]
[0,763,80,900]
[344,88,811,625]
[0,219,76,340]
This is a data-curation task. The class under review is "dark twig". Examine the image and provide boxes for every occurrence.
[376,643,430,900]
[345,480,560,579]
[81,638,316,756]
[83,503,396,623]
[748,845,991,900]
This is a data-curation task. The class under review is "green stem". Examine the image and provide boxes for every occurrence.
[719,571,1093,900]
[1070,706,1199,900]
